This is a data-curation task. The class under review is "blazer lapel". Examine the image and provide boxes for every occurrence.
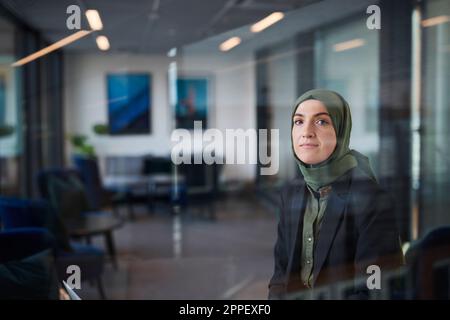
[286,181,306,284]
[312,188,347,284]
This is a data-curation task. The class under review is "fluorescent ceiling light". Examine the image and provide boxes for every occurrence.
[250,12,284,33]
[219,37,241,52]
[333,38,365,52]
[86,9,103,30]
[421,15,450,27]
[96,35,110,51]
[12,30,91,67]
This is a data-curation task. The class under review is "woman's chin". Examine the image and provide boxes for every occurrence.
[295,149,327,165]
[298,155,323,165]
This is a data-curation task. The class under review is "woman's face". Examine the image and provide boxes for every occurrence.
[292,99,337,165]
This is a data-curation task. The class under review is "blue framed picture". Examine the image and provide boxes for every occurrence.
[175,77,208,129]
[107,73,151,135]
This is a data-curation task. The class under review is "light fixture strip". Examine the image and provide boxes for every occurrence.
[421,15,450,27]
[250,12,284,33]
[219,37,241,52]
[333,39,365,52]
[12,30,92,67]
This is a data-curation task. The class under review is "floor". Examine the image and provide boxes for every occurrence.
[75,193,277,300]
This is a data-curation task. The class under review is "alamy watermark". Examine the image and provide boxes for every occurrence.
[67,4,381,31]
[66,5,81,30]
[366,5,381,30]
[171,121,279,175]
[66,265,81,289]
[366,264,381,290]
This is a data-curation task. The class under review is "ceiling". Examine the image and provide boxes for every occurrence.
[0,0,322,54]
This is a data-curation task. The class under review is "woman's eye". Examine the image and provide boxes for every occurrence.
[316,119,328,126]
[293,119,303,125]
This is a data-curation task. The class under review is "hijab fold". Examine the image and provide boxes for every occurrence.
[292,89,377,191]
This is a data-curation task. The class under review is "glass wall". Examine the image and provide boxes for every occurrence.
[2,0,450,300]
[420,0,450,234]
[0,9,65,197]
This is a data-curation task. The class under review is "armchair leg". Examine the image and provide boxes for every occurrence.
[104,230,118,270]
[97,276,106,300]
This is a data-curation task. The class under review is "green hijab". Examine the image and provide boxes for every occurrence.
[291,89,376,191]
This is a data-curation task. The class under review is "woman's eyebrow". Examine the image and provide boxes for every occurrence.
[293,112,330,117]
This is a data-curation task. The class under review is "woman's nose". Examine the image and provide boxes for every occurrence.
[301,123,315,138]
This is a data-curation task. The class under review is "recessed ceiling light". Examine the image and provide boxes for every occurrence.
[250,12,284,33]
[219,37,241,52]
[86,9,103,30]
[96,35,110,51]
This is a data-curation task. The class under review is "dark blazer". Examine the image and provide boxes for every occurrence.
[268,166,404,299]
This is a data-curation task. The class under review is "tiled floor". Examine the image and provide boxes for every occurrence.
[75,194,277,300]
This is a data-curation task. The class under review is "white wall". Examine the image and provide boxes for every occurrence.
[64,53,172,157]
[178,49,256,182]
[64,51,256,182]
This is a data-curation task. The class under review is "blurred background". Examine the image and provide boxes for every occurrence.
[0,0,449,299]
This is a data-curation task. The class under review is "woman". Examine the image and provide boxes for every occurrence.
[268,89,403,299]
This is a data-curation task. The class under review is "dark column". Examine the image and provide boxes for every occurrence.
[378,0,414,241]
[295,31,315,97]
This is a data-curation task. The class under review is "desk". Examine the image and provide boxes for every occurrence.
[103,175,150,191]
[104,174,186,214]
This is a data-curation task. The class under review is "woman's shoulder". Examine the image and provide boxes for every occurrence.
[349,166,384,194]
[347,166,394,210]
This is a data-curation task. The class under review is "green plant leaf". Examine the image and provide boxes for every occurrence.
[92,123,109,135]
[0,125,14,137]
[70,135,87,147]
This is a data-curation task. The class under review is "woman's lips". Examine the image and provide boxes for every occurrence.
[300,144,319,149]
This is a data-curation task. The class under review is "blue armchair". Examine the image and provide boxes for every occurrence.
[0,227,59,299]
[405,226,450,299]
[37,168,123,269]
[0,197,106,299]
[72,155,135,219]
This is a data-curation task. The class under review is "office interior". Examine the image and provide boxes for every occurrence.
[0,0,449,299]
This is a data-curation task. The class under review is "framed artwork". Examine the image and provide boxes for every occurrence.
[107,73,151,135]
[175,77,209,129]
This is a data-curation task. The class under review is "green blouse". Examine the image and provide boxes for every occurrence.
[300,185,332,288]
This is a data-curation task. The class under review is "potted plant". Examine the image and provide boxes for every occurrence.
[69,134,96,158]
[68,123,109,158]
[92,123,109,135]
